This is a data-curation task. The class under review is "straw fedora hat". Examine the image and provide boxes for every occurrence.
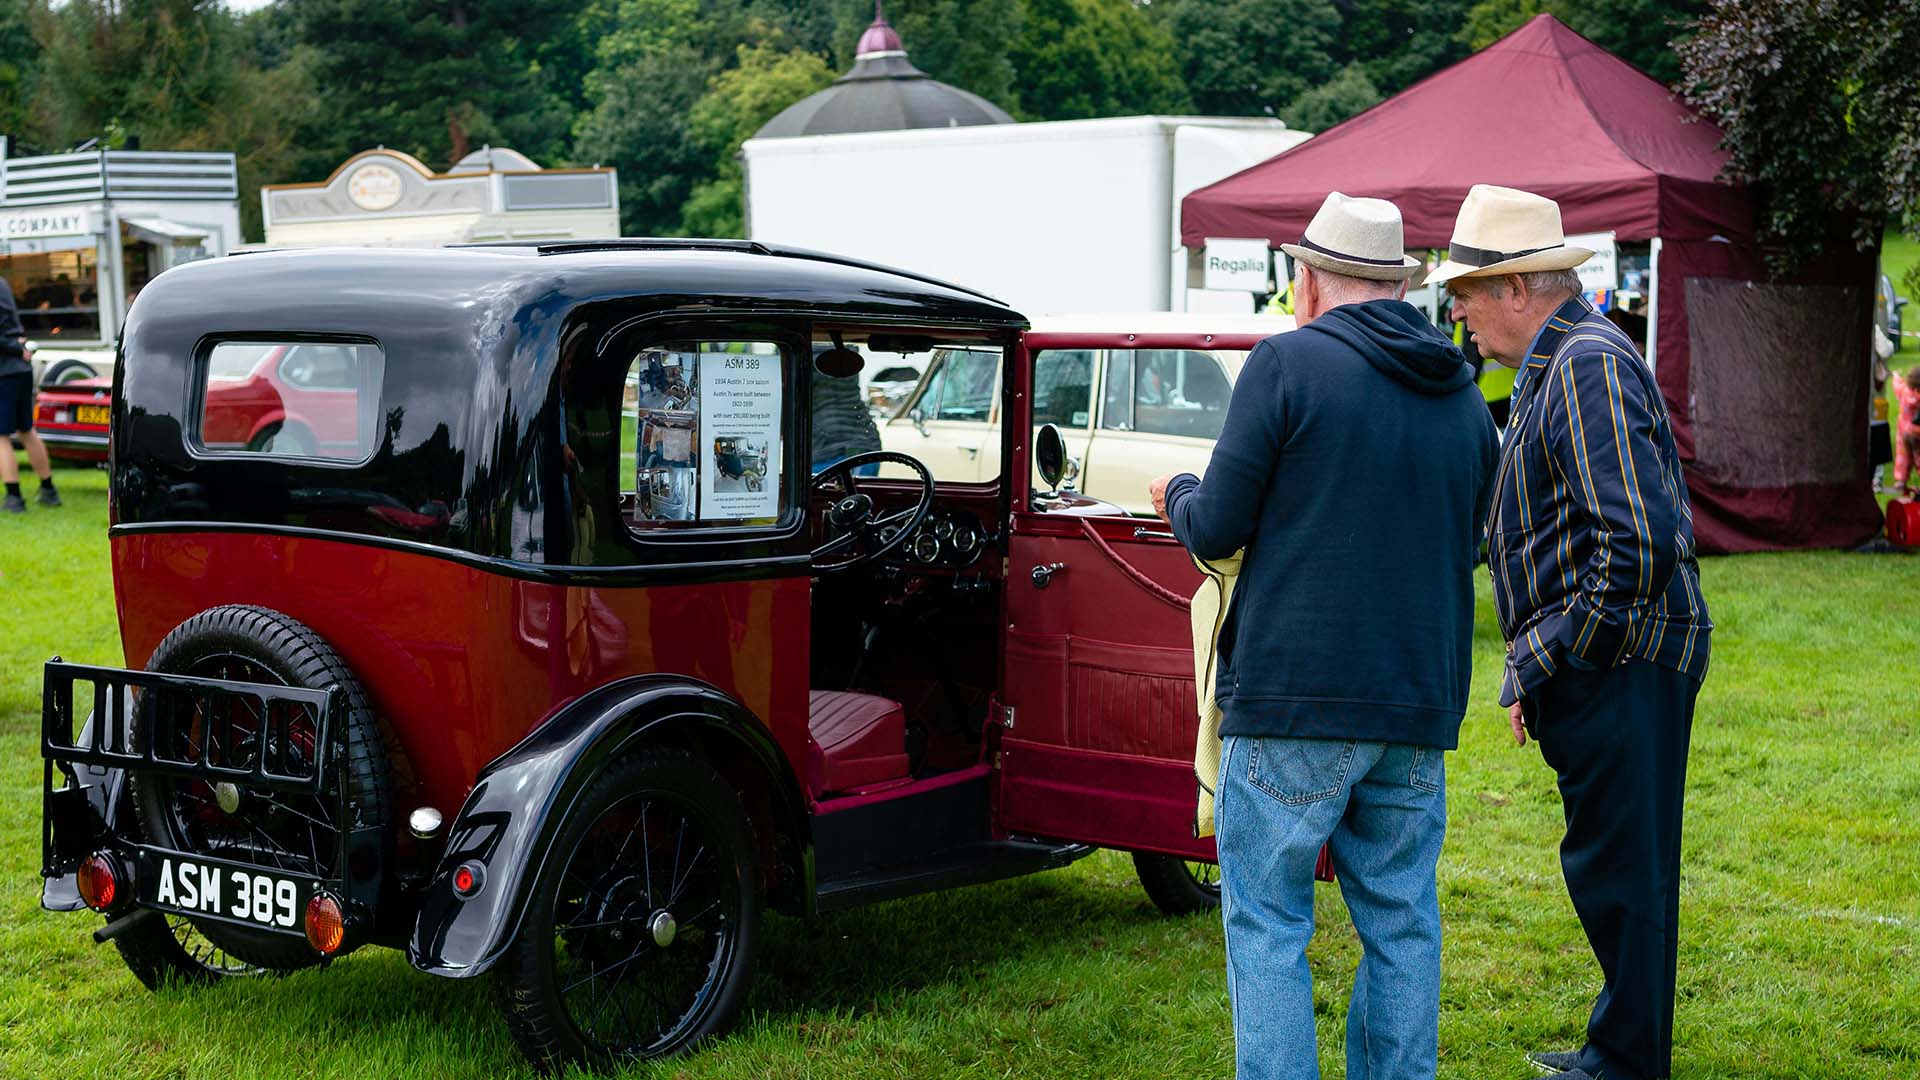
[1424,184,1593,287]
[1278,192,1421,282]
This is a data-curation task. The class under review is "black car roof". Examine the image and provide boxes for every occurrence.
[124,242,1026,344]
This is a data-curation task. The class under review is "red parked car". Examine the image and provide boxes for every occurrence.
[198,341,371,458]
[32,376,112,463]
[39,241,1311,1073]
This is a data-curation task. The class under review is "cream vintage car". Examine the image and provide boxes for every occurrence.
[878,312,1296,512]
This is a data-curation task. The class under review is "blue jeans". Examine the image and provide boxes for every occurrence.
[1216,734,1448,1080]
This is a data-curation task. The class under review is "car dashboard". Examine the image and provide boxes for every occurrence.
[879,508,990,570]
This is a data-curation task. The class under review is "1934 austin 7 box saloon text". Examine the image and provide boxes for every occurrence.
[39,240,1306,1072]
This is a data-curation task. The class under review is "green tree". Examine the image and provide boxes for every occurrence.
[1283,61,1383,133]
[285,0,579,170]
[1337,0,1471,97]
[1149,0,1343,121]
[822,0,1023,112]
[1006,0,1190,121]
[0,0,46,152]
[681,42,835,235]
[1461,0,1703,83]
[573,42,716,237]
[1679,0,1920,287]
[30,0,317,240]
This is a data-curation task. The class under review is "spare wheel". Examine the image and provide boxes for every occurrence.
[129,605,390,970]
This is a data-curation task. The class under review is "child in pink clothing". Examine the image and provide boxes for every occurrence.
[1895,365,1920,496]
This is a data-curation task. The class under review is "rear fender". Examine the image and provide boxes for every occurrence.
[406,675,807,978]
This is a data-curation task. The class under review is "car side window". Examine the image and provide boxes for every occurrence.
[1100,351,1134,431]
[622,340,789,530]
[192,339,384,462]
[1032,349,1095,428]
[923,348,997,422]
[1132,350,1234,440]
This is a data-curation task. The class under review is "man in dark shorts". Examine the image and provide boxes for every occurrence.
[0,277,60,513]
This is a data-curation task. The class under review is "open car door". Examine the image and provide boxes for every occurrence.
[998,503,1210,859]
[991,328,1263,861]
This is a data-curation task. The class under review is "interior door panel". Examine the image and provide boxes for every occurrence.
[998,512,1214,860]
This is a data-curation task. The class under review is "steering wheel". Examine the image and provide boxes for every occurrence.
[810,451,936,573]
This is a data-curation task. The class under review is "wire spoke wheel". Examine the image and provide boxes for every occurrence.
[124,605,390,978]
[1132,851,1223,916]
[1183,859,1220,895]
[498,749,759,1072]
[149,653,334,881]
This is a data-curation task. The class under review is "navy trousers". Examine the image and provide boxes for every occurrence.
[1525,659,1698,1080]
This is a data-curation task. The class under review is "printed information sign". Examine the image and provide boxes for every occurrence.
[697,351,782,521]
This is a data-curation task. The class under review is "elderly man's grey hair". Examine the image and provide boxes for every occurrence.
[1297,263,1404,305]
[1481,269,1583,301]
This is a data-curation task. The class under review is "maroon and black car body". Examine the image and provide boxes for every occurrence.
[39,240,1283,1071]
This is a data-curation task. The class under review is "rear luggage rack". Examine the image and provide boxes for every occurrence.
[40,660,373,935]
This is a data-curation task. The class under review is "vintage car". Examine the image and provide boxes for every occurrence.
[32,374,112,463]
[878,312,1295,512]
[39,241,1317,1073]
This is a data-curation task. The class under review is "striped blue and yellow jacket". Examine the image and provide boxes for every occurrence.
[1488,297,1711,706]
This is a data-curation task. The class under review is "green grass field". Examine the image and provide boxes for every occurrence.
[1,465,1916,1079]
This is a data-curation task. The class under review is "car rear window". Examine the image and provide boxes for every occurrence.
[192,339,385,463]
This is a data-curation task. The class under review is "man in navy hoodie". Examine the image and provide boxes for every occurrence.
[1151,193,1497,1080]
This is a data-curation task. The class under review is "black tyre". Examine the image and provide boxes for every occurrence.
[129,605,390,972]
[495,748,760,1073]
[111,909,268,989]
[1132,852,1222,916]
[246,422,315,456]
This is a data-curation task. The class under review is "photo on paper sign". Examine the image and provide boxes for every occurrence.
[712,435,770,493]
[636,409,697,522]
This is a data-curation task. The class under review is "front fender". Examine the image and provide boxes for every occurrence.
[406,675,806,978]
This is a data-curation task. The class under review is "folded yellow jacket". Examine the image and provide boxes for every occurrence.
[1190,550,1241,839]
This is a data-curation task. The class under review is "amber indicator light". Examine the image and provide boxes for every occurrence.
[305,893,345,955]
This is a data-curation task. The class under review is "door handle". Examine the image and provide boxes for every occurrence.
[959,446,978,458]
[1030,562,1066,589]
[1132,527,1175,540]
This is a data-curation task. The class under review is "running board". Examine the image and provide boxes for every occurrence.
[814,838,1093,914]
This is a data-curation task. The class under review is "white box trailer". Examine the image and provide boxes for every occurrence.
[743,115,1308,316]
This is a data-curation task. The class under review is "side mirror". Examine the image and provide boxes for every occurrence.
[909,407,928,436]
[1035,423,1067,493]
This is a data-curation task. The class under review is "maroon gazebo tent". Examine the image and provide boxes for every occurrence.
[1182,14,1883,554]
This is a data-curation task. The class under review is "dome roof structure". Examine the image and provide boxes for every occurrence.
[447,146,541,174]
[754,2,1014,139]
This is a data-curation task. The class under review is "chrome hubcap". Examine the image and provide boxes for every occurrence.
[213,782,243,814]
[648,909,677,947]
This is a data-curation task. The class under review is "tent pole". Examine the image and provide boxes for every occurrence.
[1646,236,1662,372]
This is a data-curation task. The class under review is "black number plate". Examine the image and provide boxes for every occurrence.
[138,853,314,934]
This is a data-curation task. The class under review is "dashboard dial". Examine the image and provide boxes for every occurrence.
[932,517,956,540]
[950,523,981,557]
[909,531,942,563]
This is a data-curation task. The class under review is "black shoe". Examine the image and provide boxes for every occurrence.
[1526,1050,1584,1074]
[35,486,59,507]
[3,493,24,513]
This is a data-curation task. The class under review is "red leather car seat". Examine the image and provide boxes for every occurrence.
[807,690,911,796]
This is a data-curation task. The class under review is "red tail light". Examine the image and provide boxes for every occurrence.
[77,853,120,911]
[304,893,345,955]
[452,861,484,898]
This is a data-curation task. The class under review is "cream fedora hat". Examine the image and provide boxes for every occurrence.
[1278,192,1421,282]
[1424,184,1593,287]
